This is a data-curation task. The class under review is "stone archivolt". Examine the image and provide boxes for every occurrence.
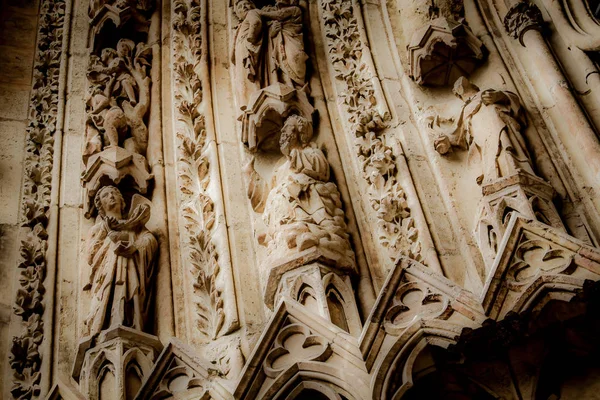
[9,0,600,399]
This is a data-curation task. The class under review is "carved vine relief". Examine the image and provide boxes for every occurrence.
[320,0,424,263]
[172,0,232,340]
[9,0,66,399]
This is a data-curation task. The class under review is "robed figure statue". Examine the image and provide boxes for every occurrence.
[244,115,354,267]
[434,77,535,186]
[84,185,158,337]
[232,0,308,110]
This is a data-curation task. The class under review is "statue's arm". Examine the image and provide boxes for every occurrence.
[257,7,297,20]
[243,157,268,213]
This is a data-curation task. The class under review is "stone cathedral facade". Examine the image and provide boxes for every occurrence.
[1,0,600,398]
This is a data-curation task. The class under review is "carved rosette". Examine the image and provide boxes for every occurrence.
[172,0,238,341]
[9,0,67,398]
[319,0,424,263]
[504,1,545,46]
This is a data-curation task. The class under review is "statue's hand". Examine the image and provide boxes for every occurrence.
[270,21,282,37]
[115,240,136,258]
[481,90,509,106]
[434,134,452,155]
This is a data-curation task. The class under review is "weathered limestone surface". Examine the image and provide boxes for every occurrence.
[2,0,600,399]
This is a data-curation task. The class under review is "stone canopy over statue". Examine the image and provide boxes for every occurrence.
[434,77,535,186]
[83,185,158,338]
[232,0,309,112]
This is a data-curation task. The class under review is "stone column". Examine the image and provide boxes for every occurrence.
[503,1,600,214]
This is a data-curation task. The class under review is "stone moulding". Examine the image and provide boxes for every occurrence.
[171,0,239,341]
[9,0,67,399]
[318,0,425,265]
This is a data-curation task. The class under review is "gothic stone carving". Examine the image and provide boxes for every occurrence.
[83,186,158,338]
[320,0,425,264]
[244,115,355,270]
[9,0,67,398]
[172,0,239,340]
[408,17,486,86]
[263,323,332,378]
[75,327,162,400]
[84,38,152,161]
[503,1,545,46]
[434,77,535,186]
[231,0,309,112]
[482,216,600,319]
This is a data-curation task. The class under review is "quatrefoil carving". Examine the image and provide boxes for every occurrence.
[383,282,451,335]
[507,237,575,288]
[263,323,332,378]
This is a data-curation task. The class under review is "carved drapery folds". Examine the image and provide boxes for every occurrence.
[73,1,160,399]
[9,0,67,398]
[319,0,425,264]
[408,17,486,86]
[433,77,565,267]
[171,0,239,341]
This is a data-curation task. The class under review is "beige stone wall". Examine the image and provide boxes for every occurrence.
[0,0,39,396]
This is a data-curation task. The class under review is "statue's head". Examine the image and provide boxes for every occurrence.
[280,114,313,156]
[234,0,255,19]
[95,185,125,218]
[453,77,480,101]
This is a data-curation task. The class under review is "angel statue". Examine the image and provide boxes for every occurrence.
[243,115,354,266]
[83,186,158,337]
[434,77,535,185]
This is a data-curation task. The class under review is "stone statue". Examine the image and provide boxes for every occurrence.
[83,186,158,337]
[243,115,354,265]
[232,0,308,110]
[434,77,534,185]
[84,39,152,164]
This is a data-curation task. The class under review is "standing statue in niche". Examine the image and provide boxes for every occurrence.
[83,186,158,338]
[243,115,354,265]
[84,39,152,164]
[232,0,308,110]
[434,77,535,185]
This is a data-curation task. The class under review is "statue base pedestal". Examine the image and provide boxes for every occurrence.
[72,326,163,400]
[262,246,356,309]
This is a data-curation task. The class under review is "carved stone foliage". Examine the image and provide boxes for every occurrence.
[503,1,545,46]
[263,323,332,378]
[172,0,237,340]
[9,0,66,398]
[383,281,452,335]
[320,0,424,264]
[408,17,486,86]
[244,115,355,269]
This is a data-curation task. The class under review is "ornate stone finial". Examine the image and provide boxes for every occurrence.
[504,1,545,46]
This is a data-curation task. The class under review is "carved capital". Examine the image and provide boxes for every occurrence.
[504,2,545,46]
